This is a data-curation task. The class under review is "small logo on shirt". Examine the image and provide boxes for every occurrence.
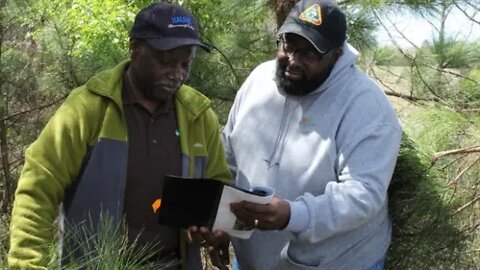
[300,116,309,125]
[299,115,315,132]
[194,143,203,148]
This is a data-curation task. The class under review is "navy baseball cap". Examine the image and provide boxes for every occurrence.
[130,2,211,52]
[277,0,346,53]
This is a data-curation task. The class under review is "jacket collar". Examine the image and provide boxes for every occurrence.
[85,60,211,120]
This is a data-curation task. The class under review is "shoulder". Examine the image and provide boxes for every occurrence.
[61,85,108,119]
[237,60,277,97]
[249,60,276,79]
[176,85,211,110]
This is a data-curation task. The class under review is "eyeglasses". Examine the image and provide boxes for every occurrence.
[277,36,326,63]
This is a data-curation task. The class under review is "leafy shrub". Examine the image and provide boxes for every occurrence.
[457,68,480,110]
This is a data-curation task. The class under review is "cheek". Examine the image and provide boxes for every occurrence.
[181,66,191,81]
[276,56,289,70]
[277,51,288,63]
[142,69,159,84]
[305,63,331,84]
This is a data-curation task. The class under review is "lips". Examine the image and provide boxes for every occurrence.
[285,68,304,80]
[154,82,180,94]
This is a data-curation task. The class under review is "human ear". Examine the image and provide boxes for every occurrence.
[129,38,138,57]
[333,47,343,61]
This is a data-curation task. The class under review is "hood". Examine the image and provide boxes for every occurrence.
[265,43,358,166]
[308,42,359,96]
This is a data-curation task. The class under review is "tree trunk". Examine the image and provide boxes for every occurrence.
[0,0,13,214]
[268,0,300,28]
[0,118,12,214]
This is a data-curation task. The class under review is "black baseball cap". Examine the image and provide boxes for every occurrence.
[277,0,346,54]
[130,2,211,52]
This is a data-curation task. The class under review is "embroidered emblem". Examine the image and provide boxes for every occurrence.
[300,116,309,125]
[169,16,195,30]
[299,4,323,26]
[299,115,315,132]
[194,143,203,148]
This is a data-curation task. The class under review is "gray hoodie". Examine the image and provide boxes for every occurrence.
[222,43,402,270]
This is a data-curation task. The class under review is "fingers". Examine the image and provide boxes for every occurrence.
[189,227,231,269]
[211,230,231,243]
[208,243,230,270]
[232,200,270,214]
[230,197,290,230]
[230,200,267,224]
[188,227,230,247]
[187,226,205,245]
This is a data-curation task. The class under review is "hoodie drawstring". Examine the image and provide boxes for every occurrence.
[264,97,302,168]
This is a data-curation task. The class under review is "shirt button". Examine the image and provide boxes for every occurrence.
[150,118,155,123]
[152,139,158,144]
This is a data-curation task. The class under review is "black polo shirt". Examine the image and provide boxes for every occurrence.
[122,73,182,266]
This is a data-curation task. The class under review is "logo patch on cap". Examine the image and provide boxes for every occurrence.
[169,16,195,30]
[299,4,322,26]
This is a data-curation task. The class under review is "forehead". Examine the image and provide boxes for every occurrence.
[283,33,315,49]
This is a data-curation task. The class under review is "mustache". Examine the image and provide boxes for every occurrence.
[285,66,304,75]
[274,65,317,96]
[152,81,181,88]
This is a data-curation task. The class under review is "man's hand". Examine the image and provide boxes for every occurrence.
[207,239,230,270]
[187,227,230,269]
[187,226,229,247]
[230,196,290,230]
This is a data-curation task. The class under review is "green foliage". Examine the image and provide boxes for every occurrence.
[1,0,480,268]
[403,106,469,153]
[430,37,477,69]
[388,134,466,269]
[0,49,38,110]
[457,68,480,109]
[0,214,173,269]
[395,104,480,268]
[184,0,276,99]
[61,215,172,270]
[371,46,410,66]
[343,5,378,51]
[0,214,9,268]
[30,0,132,70]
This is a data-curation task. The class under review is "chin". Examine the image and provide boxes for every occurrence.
[275,71,315,96]
[151,90,178,102]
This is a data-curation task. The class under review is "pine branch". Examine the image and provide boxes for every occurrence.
[439,153,468,170]
[372,8,480,86]
[452,0,480,25]
[454,195,480,215]
[369,66,433,102]
[0,94,68,122]
[447,156,480,186]
[200,35,241,89]
[432,145,480,165]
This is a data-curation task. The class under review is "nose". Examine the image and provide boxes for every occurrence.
[286,51,303,67]
[166,64,184,82]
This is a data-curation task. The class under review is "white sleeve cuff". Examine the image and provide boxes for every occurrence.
[285,199,309,233]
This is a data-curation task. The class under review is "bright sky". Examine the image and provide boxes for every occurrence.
[375,7,480,48]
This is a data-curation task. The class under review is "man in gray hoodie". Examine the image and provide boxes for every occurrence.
[221,0,402,269]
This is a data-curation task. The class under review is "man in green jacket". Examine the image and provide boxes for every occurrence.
[8,2,231,270]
